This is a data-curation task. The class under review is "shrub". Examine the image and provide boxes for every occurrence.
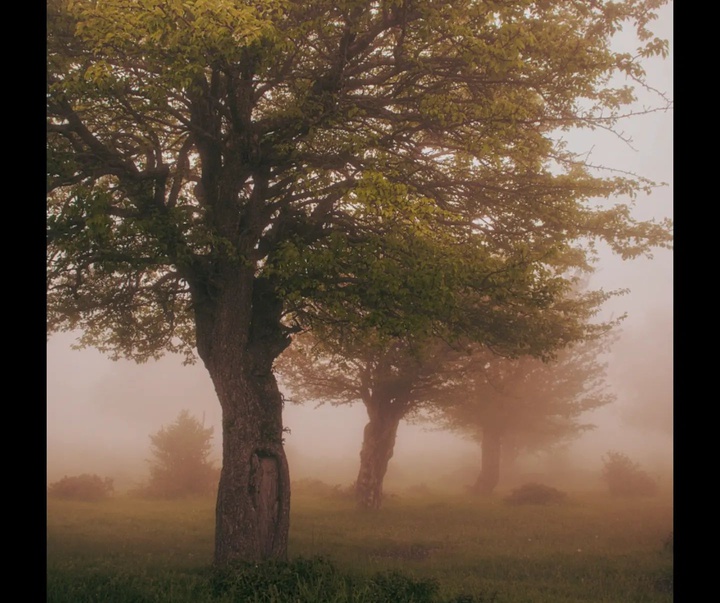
[365,571,439,602]
[291,478,354,500]
[601,451,658,497]
[504,482,567,505]
[209,556,492,602]
[48,473,114,501]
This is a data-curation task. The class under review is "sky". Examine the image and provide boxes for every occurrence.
[46,4,673,491]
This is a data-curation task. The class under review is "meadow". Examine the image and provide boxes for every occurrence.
[47,483,673,603]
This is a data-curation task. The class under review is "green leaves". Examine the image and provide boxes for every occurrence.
[48,0,672,363]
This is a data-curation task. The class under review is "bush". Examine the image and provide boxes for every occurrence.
[209,556,493,602]
[291,478,354,500]
[365,571,439,602]
[48,474,114,501]
[504,482,567,505]
[601,451,658,497]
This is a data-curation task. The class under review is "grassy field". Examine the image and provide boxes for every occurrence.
[47,485,673,602]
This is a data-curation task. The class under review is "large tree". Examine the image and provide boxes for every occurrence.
[47,0,672,563]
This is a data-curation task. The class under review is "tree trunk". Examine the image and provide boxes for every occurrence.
[193,267,291,565]
[472,426,502,496]
[355,404,402,511]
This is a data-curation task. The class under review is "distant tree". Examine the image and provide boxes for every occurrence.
[277,288,614,509]
[279,333,455,510]
[143,410,218,498]
[434,334,617,495]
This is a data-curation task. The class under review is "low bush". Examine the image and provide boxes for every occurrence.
[209,556,493,602]
[291,478,356,500]
[365,570,439,602]
[48,474,114,501]
[504,482,567,505]
[601,451,658,497]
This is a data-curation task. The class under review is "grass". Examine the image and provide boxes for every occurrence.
[47,487,673,602]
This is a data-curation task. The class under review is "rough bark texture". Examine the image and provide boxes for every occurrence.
[193,267,291,564]
[472,426,502,496]
[355,403,403,511]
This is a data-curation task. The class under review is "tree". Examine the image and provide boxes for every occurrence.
[48,0,672,562]
[434,334,617,495]
[278,333,458,510]
[143,410,218,498]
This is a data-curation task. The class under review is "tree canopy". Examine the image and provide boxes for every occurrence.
[48,0,671,358]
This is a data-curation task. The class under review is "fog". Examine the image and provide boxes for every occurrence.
[46,7,672,495]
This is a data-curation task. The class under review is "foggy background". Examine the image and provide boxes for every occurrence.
[46,6,673,494]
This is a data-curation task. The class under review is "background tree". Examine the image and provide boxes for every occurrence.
[277,284,614,510]
[143,410,218,498]
[48,0,672,562]
[433,333,617,495]
[279,332,454,510]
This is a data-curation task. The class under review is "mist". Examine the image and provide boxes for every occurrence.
[46,5,672,499]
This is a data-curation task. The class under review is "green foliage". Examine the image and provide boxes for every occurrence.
[47,473,114,501]
[140,410,218,499]
[504,483,567,506]
[210,557,486,602]
[601,451,658,497]
[48,0,673,364]
[365,570,440,602]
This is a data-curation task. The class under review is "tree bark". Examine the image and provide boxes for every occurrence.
[193,266,291,564]
[472,426,502,496]
[355,403,402,511]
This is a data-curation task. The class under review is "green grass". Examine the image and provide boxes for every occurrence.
[47,488,673,602]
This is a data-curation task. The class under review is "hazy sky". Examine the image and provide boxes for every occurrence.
[46,5,673,488]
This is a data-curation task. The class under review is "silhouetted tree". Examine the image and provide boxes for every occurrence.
[143,410,218,498]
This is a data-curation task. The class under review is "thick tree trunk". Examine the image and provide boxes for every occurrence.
[193,267,291,565]
[472,426,502,496]
[355,406,402,511]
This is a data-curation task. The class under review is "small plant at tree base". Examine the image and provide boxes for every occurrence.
[47,474,114,501]
[209,556,495,602]
[504,482,567,505]
[601,451,658,497]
